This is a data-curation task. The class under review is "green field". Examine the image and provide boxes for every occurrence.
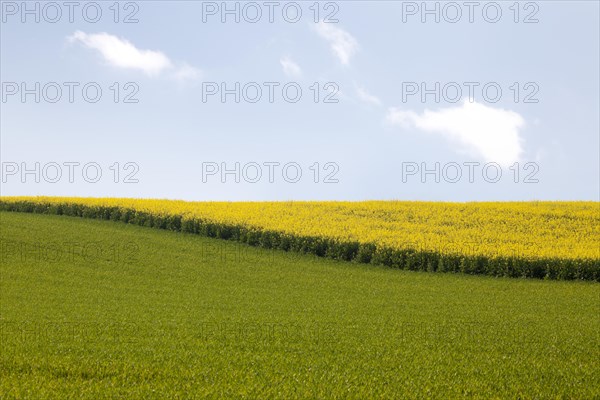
[1,211,599,398]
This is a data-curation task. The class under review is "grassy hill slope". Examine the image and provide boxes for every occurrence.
[1,212,599,398]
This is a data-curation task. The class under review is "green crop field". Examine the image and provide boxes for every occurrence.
[1,211,599,398]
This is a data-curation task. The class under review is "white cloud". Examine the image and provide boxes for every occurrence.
[386,101,525,166]
[68,31,201,82]
[172,63,202,82]
[313,22,359,66]
[280,56,302,78]
[356,86,382,106]
[68,31,171,76]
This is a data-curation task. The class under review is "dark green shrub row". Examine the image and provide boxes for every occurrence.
[1,200,598,281]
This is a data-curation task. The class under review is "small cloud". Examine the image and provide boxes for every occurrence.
[356,86,382,106]
[386,101,525,167]
[280,56,302,78]
[172,63,202,82]
[68,31,201,82]
[313,22,359,66]
[68,31,171,76]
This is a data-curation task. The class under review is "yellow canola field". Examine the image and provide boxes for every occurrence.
[1,197,598,262]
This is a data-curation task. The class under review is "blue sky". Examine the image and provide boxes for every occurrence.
[1,1,599,201]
